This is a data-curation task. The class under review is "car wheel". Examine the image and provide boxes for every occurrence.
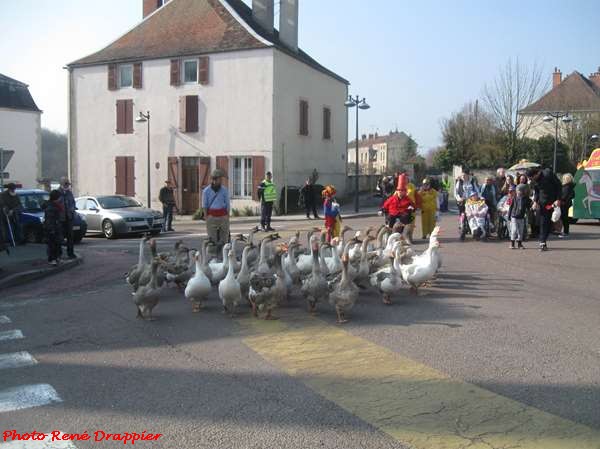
[102,220,117,239]
[24,227,42,244]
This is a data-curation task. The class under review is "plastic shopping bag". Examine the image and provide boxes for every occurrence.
[551,206,561,223]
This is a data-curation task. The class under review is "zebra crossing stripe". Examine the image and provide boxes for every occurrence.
[0,330,23,342]
[0,316,11,324]
[1,432,77,448]
[0,383,62,413]
[0,352,37,370]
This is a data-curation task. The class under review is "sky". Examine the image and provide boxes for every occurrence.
[2,0,600,152]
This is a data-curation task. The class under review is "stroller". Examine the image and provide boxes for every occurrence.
[496,195,510,240]
[459,196,491,241]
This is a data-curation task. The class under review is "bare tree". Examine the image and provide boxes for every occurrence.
[483,58,548,163]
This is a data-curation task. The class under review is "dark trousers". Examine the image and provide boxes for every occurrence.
[61,219,74,257]
[162,204,174,231]
[261,202,273,229]
[440,191,449,212]
[46,231,62,262]
[560,205,570,235]
[305,201,319,219]
[538,208,553,244]
[388,213,412,228]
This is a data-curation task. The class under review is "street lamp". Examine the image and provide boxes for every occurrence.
[583,134,599,161]
[542,112,572,172]
[345,95,370,213]
[135,111,151,208]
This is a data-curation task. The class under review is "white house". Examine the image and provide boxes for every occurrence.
[67,0,349,213]
[0,74,42,188]
[347,131,416,175]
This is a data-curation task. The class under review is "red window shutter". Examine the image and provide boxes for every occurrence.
[133,63,143,89]
[126,157,135,196]
[199,157,211,189]
[170,59,181,86]
[186,95,199,133]
[216,156,229,183]
[179,96,186,132]
[116,100,125,134]
[198,56,209,85]
[115,157,126,194]
[125,100,134,133]
[168,157,179,189]
[252,156,265,201]
[108,64,117,90]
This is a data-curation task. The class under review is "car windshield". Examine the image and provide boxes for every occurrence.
[19,193,50,211]
[97,196,141,209]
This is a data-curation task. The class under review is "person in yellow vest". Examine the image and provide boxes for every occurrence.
[419,178,439,239]
[258,171,277,231]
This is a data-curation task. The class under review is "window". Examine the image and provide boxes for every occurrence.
[116,99,133,134]
[323,107,331,140]
[299,100,309,136]
[119,65,133,88]
[86,199,99,210]
[232,157,253,198]
[183,59,198,83]
[75,199,86,210]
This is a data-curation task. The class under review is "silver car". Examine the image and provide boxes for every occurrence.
[75,195,164,239]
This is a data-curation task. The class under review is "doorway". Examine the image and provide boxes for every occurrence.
[180,157,210,214]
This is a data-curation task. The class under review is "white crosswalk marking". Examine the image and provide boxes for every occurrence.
[0,352,37,370]
[0,316,11,324]
[0,383,62,413]
[1,432,77,448]
[0,330,24,342]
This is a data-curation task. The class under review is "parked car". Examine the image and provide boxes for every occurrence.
[75,195,163,239]
[16,189,88,244]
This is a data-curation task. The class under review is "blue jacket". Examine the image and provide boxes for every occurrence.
[479,184,497,207]
[59,188,76,221]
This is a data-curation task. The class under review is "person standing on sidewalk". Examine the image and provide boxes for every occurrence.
[159,180,178,232]
[202,169,230,253]
[58,177,77,259]
[43,190,64,266]
[0,183,23,245]
[559,173,575,238]
[299,179,319,219]
[257,171,277,231]
[440,174,451,212]
[526,167,561,251]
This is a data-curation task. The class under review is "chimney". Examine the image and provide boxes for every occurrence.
[361,134,367,140]
[552,67,562,89]
[375,132,379,138]
[368,133,374,140]
[590,67,600,89]
[279,0,299,52]
[252,0,274,34]
[143,0,168,19]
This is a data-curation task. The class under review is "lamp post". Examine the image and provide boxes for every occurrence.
[135,111,151,208]
[345,95,370,212]
[542,112,572,172]
[583,134,599,161]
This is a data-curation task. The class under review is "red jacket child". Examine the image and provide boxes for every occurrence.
[382,190,415,217]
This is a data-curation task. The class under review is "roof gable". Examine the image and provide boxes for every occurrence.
[520,71,600,114]
[0,74,41,112]
[68,0,348,84]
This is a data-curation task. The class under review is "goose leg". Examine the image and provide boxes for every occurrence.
[250,299,258,317]
[336,307,348,324]
[147,308,157,321]
[264,308,279,320]
[192,301,202,313]
[136,307,143,319]
[382,293,392,305]
[308,300,318,315]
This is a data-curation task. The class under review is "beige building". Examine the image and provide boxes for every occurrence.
[347,130,416,175]
[520,67,600,140]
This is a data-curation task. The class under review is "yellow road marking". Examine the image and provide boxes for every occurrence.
[239,316,600,449]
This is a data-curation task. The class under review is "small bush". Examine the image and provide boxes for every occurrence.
[231,208,241,217]
[243,206,255,216]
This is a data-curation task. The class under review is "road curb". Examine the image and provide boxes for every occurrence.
[0,257,83,290]
[173,211,379,225]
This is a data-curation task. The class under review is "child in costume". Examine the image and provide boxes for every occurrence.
[419,178,439,239]
[322,185,340,243]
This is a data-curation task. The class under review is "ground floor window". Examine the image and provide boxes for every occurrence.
[232,157,253,198]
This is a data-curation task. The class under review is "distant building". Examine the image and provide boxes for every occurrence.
[67,0,349,213]
[0,74,42,188]
[520,67,600,140]
[347,130,416,175]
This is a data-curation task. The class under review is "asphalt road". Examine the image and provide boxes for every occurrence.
[1,213,599,449]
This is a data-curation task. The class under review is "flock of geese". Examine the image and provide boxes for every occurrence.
[125,224,442,324]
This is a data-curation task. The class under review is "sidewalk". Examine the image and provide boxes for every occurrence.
[172,206,380,225]
[0,244,83,289]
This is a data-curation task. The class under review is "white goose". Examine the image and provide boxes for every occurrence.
[401,227,442,293]
[209,243,232,285]
[370,244,405,305]
[297,228,321,274]
[323,239,343,275]
[236,244,254,303]
[301,235,329,315]
[219,249,242,316]
[185,250,212,313]
[354,235,377,289]
[283,242,302,286]
[335,225,353,256]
